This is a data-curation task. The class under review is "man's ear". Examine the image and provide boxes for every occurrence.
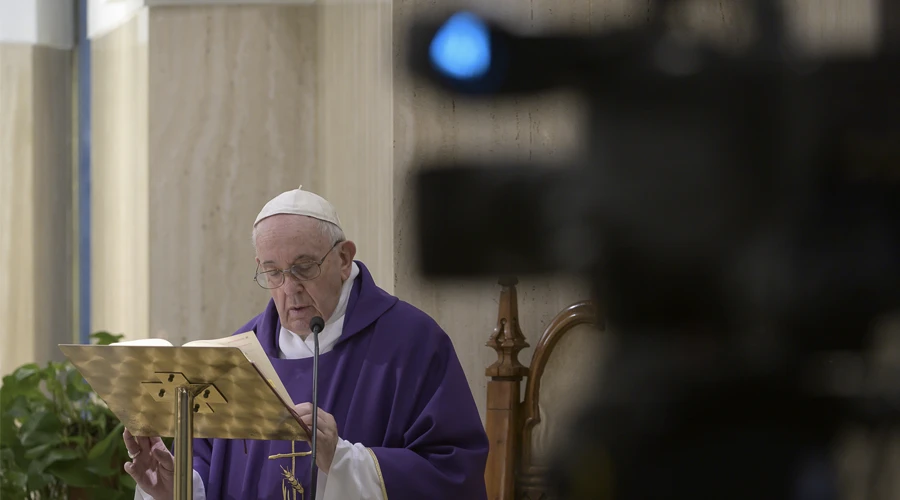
[339,240,357,279]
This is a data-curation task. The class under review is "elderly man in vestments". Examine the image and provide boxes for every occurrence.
[122,187,489,499]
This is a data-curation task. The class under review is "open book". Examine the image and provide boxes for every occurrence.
[113,332,310,438]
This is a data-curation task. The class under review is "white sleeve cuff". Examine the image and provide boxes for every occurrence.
[134,469,205,500]
[318,438,386,500]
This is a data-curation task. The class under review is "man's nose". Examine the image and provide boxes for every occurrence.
[282,272,305,293]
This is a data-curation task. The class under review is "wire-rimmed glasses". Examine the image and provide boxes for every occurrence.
[254,241,342,289]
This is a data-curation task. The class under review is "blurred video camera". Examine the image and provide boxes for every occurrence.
[406,0,900,498]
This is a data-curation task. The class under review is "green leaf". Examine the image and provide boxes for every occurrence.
[66,369,93,401]
[62,435,86,447]
[85,424,127,479]
[0,411,17,447]
[12,364,42,382]
[92,410,109,431]
[2,431,28,472]
[0,365,46,408]
[18,412,63,448]
[24,444,79,463]
[25,447,80,482]
[47,459,103,488]
[43,362,59,378]
[45,365,66,397]
[0,467,28,495]
[25,462,55,491]
[24,442,59,460]
[85,460,118,478]
[1,440,30,497]
[87,421,124,462]
[5,395,41,419]
[90,332,125,346]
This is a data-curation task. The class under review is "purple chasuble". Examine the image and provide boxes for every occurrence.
[188,261,489,499]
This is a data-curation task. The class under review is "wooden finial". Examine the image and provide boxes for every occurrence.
[486,277,529,379]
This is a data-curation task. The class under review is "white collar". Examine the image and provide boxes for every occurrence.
[278,262,359,359]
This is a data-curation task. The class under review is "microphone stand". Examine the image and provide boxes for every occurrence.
[309,317,324,499]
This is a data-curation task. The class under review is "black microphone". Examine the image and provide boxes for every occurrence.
[308,316,325,498]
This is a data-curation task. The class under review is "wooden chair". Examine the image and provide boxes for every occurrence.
[484,277,603,500]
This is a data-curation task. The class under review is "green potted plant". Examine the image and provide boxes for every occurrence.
[0,332,137,499]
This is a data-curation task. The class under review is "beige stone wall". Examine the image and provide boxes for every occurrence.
[317,2,395,293]
[146,5,320,344]
[0,43,74,375]
[90,11,150,341]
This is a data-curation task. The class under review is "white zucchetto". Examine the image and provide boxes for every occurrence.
[254,185,342,229]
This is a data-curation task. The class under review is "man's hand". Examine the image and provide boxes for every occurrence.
[294,403,339,473]
[123,428,175,500]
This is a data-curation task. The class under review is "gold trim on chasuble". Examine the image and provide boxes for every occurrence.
[366,448,389,500]
[268,441,311,500]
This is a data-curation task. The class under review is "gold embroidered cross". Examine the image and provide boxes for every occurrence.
[269,441,311,500]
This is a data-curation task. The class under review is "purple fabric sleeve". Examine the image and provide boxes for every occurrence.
[191,437,212,492]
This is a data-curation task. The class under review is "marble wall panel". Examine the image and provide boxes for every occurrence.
[31,45,75,363]
[0,44,73,375]
[147,6,319,343]
[90,12,150,340]
[317,2,394,293]
[0,45,36,376]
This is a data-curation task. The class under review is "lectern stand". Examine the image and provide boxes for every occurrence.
[59,344,311,500]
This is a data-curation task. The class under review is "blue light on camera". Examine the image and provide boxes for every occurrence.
[429,12,491,80]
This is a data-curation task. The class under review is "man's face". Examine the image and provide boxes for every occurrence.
[254,214,356,337]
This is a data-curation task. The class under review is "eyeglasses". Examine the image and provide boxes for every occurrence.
[254,241,342,290]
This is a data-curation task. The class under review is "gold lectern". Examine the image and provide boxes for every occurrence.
[59,344,311,500]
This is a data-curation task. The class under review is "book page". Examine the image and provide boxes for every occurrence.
[111,338,175,347]
[183,332,293,406]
